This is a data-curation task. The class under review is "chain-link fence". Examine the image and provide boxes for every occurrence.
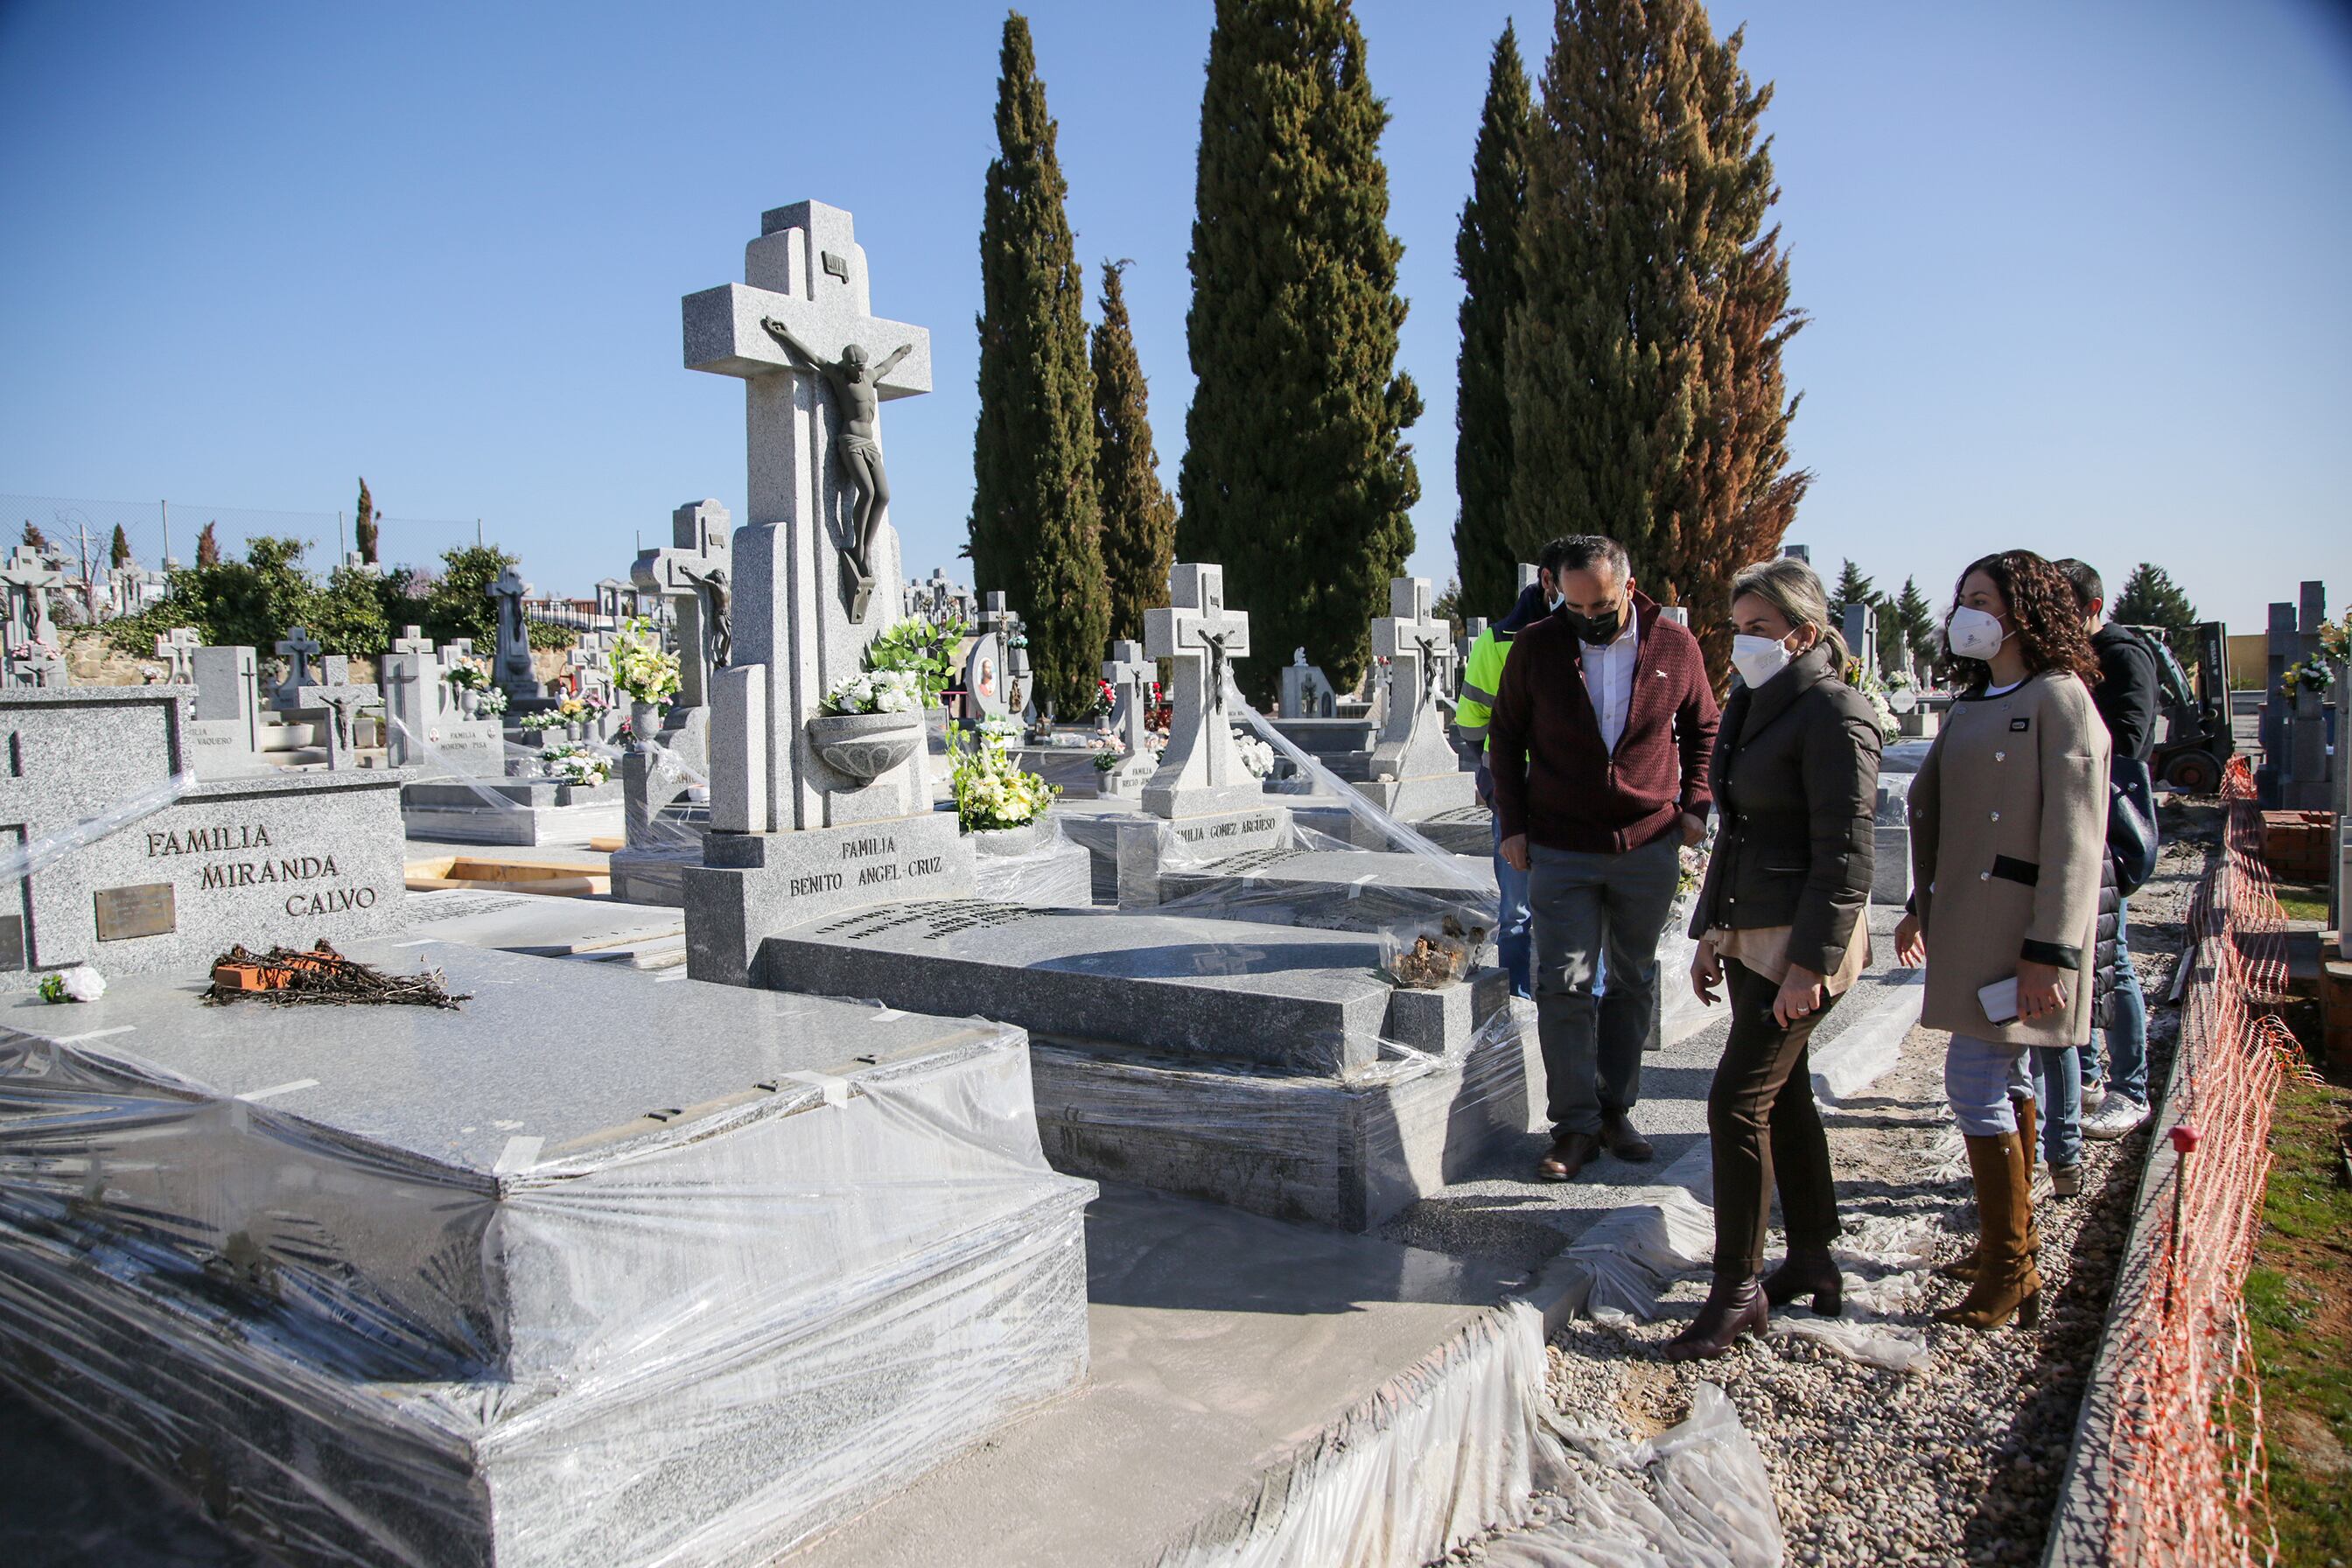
[0,493,488,578]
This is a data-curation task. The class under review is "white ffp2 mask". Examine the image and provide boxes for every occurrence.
[1946,606,2007,661]
[1730,634,1795,689]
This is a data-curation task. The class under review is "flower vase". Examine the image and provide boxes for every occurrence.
[568,720,588,743]
[631,700,662,746]
[457,687,480,719]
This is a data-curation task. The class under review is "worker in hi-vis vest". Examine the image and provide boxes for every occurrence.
[1453,564,1558,998]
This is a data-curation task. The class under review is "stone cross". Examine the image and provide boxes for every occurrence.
[488,565,541,697]
[633,499,732,710]
[273,626,322,707]
[154,626,200,683]
[1143,563,1257,817]
[11,644,64,690]
[686,200,934,833]
[1,544,61,650]
[307,686,374,771]
[1374,577,1452,711]
[381,626,441,763]
[1096,639,1158,798]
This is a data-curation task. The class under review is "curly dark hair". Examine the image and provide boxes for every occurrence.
[1940,550,2102,695]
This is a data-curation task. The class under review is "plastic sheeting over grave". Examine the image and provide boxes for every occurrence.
[0,945,1096,1567]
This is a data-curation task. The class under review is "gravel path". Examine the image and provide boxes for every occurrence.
[1448,811,2216,1568]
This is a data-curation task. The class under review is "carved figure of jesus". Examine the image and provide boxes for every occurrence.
[760,318,914,583]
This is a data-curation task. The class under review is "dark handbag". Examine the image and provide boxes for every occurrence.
[2107,755,2159,896]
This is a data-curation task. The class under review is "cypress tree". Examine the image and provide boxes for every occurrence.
[1180,0,1422,702]
[1508,0,1808,678]
[1830,558,1873,619]
[2112,563,2201,670]
[110,524,133,569]
[1452,22,1533,620]
[22,521,52,555]
[195,523,220,568]
[1894,575,1935,656]
[1091,260,1178,644]
[970,11,1107,712]
[354,477,381,564]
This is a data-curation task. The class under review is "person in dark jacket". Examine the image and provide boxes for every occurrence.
[2056,559,2159,1144]
[1666,557,1881,1360]
[1491,535,1720,1182]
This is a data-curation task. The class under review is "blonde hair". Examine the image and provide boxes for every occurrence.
[1730,557,1849,666]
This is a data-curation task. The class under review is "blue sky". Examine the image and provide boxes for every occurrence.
[3,0,2348,634]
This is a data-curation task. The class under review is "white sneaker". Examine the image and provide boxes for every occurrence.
[2083,1096,2150,1140]
[2081,1081,2108,1112]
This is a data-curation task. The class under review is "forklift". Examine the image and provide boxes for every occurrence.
[2139,620,2234,793]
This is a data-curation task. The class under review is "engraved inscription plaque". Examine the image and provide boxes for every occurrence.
[0,914,23,971]
[94,883,177,942]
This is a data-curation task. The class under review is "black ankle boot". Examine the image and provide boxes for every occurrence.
[1760,1247,1844,1316]
[1662,1275,1768,1362]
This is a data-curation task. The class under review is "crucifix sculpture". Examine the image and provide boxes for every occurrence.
[760,318,912,594]
[1143,562,1257,818]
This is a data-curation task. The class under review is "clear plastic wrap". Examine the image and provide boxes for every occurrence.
[1158,1298,1572,1568]
[0,951,1097,1566]
[388,716,626,849]
[969,814,1096,907]
[0,766,199,887]
[1488,1383,1783,1568]
[609,738,713,906]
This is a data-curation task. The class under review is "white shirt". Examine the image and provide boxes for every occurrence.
[1581,612,1640,752]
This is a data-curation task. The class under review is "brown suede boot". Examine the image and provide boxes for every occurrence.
[1935,1100,2043,1281]
[1935,1130,2043,1331]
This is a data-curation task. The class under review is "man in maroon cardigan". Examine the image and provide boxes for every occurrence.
[1491,535,1720,1181]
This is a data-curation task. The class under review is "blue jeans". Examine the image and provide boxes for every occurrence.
[2082,899,2149,1102]
[2031,1046,2082,1169]
[1491,813,1533,998]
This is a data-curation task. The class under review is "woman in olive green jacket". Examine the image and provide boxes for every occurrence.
[1894,550,2108,1332]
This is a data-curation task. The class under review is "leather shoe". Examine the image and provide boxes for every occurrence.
[1537,1132,1599,1182]
[1600,1111,1655,1163]
[1662,1275,1768,1362]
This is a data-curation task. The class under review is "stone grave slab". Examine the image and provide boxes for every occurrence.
[753,899,1528,1228]
[1055,802,1293,907]
[402,886,685,965]
[0,687,404,986]
[0,943,1095,1565]
[400,775,624,848]
[1155,844,1497,936]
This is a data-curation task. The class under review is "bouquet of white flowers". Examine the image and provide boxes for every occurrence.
[38,965,106,1004]
[609,616,680,704]
[1230,728,1276,779]
[1841,657,1900,740]
[950,736,1059,830]
[540,741,612,788]
[821,668,923,717]
[477,685,509,716]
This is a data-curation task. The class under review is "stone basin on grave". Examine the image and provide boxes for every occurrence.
[0,943,1095,1567]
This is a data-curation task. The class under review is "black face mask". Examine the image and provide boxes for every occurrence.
[1560,597,1625,646]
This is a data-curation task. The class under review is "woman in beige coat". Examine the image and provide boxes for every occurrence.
[1894,550,2107,1331]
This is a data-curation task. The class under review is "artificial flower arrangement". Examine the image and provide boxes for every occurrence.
[950,733,1059,831]
[1090,733,1123,772]
[38,965,106,1004]
[2317,614,2348,665]
[539,741,612,788]
[820,668,924,716]
[515,710,564,735]
[975,713,1024,745]
[608,616,680,704]
[475,684,509,716]
[1231,727,1277,779]
[444,662,490,691]
[2281,655,2335,697]
[1840,656,1900,740]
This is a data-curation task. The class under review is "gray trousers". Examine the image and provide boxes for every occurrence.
[1530,834,1682,1136]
